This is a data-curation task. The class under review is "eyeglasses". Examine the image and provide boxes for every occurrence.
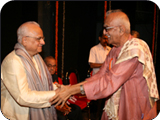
[103,26,116,32]
[25,36,45,41]
[47,64,56,68]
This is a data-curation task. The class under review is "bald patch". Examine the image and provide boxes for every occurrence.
[106,12,130,34]
[44,56,55,63]
[17,21,40,43]
[22,23,41,35]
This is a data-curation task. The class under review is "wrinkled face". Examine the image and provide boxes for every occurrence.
[45,58,56,75]
[23,24,45,57]
[99,35,108,47]
[103,14,121,47]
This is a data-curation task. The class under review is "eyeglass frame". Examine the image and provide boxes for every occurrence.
[103,26,117,32]
[47,64,56,68]
[25,36,45,41]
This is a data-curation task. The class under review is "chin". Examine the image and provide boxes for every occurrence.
[38,47,42,50]
[38,49,42,53]
[51,72,55,75]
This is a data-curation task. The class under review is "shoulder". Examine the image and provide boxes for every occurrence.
[126,38,150,53]
[90,44,100,51]
[130,38,148,47]
[1,50,23,67]
[92,44,100,49]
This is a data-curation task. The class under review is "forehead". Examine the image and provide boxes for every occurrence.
[46,58,56,64]
[104,13,118,26]
[104,18,113,27]
[27,24,43,36]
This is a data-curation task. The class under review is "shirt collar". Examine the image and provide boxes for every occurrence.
[98,43,109,50]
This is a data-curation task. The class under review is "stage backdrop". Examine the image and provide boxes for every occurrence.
[1,1,160,88]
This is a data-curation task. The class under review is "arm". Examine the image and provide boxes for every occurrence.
[1,57,55,108]
[88,47,98,67]
[88,46,109,69]
[49,48,112,107]
[86,47,112,81]
[84,57,139,100]
[50,57,139,107]
[89,62,103,68]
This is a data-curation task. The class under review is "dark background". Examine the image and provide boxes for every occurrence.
[1,1,160,90]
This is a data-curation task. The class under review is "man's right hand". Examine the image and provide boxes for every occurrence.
[50,84,72,108]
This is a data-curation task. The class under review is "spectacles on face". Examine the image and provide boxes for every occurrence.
[103,26,116,32]
[47,64,56,68]
[25,36,45,41]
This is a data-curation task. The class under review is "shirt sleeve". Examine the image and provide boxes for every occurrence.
[84,57,139,100]
[86,47,112,82]
[88,47,96,63]
[1,56,55,108]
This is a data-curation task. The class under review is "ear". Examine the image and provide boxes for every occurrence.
[21,36,27,46]
[119,25,125,35]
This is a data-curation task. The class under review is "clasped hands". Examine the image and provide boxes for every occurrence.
[50,83,75,108]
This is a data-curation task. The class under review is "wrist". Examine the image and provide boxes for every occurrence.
[80,85,85,95]
[68,84,82,95]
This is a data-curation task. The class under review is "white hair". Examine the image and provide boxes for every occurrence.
[106,9,122,17]
[17,21,40,43]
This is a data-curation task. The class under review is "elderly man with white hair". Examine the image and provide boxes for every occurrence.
[50,10,159,120]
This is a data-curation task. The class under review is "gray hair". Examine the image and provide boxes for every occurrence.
[106,9,122,17]
[17,21,40,43]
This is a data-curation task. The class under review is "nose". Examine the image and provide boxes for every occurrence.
[103,29,108,35]
[103,29,110,38]
[40,39,45,45]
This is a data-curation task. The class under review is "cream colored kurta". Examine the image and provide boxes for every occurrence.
[1,50,56,120]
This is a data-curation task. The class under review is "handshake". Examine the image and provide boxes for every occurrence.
[51,83,78,115]
[50,81,87,107]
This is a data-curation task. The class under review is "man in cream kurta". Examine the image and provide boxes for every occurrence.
[1,21,57,120]
[1,51,56,120]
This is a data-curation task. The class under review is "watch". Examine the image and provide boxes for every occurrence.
[80,85,85,95]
